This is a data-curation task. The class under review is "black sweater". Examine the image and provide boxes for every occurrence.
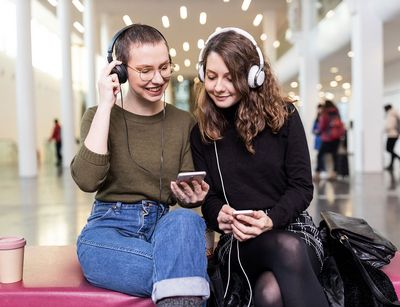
[190,104,313,232]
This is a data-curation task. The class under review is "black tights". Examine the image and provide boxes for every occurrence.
[230,230,328,307]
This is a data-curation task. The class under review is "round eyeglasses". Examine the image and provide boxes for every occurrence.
[125,63,175,81]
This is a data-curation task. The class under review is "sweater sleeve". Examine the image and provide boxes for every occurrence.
[70,108,111,193]
[267,108,314,228]
[190,125,224,232]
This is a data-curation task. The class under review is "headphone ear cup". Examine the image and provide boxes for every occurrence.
[256,70,265,87]
[248,65,260,88]
[198,63,205,82]
[111,64,128,84]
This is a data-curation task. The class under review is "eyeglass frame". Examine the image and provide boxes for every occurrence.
[124,62,175,81]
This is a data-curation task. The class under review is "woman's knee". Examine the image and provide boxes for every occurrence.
[161,208,205,233]
[254,271,283,307]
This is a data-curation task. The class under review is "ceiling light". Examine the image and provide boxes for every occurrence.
[342,82,351,90]
[162,16,170,28]
[48,0,57,7]
[183,42,190,52]
[290,81,298,88]
[223,0,230,2]
[335,75,343,82]
[347,51,354,58]
[72,0,84,13]
[177,75,184,82]
[325,92,335,100]
[397,46,400,52]
[344,89,352,96]
[326,10,335,18]
[174,64,180,72]
[200,12,207,25]
[215,27,222,32]
[180,6,187,19]
[123,15,133,26]
[73,21,84,33]
[319,91,325,98]
[330,80,338,87]
[197,39,205,49]
[341,97,349,103]
[273,40,280,48]
[260,33,267,41]
[184,59,191,67]
[330,67,338,73]
[253,14,263,26]
[169,48,177,57]
[241,0,251,11]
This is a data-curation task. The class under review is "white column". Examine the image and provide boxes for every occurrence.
[100,14,111,58]
[84,0,97,108]
[298,0,319,152]
[261,11,277,63]
[58,0,75,168]
[347,0,384,172]
[16,0,37,177]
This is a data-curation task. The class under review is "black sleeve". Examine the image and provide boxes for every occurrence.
[267,107,314,228]
[190,125,224,232]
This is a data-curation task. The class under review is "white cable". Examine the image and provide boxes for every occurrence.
[214,141,252,306]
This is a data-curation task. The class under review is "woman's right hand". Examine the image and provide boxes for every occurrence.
[217,204,235,234]
[97,60,122,109]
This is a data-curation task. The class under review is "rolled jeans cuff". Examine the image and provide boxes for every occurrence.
[152,276,210,302]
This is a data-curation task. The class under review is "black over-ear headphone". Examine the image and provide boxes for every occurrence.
[197,27,265,89]
[107,24,170,84]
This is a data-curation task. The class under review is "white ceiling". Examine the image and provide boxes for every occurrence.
[39,0,400,101]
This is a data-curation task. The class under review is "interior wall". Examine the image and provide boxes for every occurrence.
[0,52,83,165]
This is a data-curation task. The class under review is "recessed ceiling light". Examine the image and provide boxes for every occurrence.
[253,14,263,26]
[200,12,207,25]
[330,67,338,73]
[73,21,84,33]
[223,0,230,2]
[241,0,251,11]
[198,39,205,49]
[123,15,133,26]
[184,59,191,67]
[397,46,400,52]
[177,75,184,82]
[342,82,351,90]
[180,6,187,19]
[72,0,84,13]
[162,16,170,28]
[290,81,298,88]
[330,80,338,87]
[273,40,280,48]
[48,0,57,7]
[260,33,267,41]
[335,75,343,82]
[174,64,180,71]
[169,48,177,57]
[347,51,354,58]
[183,42,190,52]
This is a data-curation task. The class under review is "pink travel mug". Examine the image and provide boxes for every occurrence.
[0,237,26,283]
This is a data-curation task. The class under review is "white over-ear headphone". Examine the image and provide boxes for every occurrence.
[197,27,265,89]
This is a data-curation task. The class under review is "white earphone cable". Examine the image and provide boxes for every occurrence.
[213,141,252,307]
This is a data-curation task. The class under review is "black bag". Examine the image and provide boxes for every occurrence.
[320,211,399,306]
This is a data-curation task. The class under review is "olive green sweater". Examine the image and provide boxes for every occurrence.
[70,104,195,205]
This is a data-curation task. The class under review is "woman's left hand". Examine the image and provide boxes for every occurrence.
[170,180,209,208]
[231,210,273,242]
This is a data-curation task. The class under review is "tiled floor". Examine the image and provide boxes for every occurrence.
[0,163,399,249]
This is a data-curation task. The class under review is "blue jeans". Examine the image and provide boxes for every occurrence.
[77,200,210,303]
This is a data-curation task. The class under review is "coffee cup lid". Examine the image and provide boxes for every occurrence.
[0,237,26,250]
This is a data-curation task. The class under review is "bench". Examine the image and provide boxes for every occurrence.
[0,246,155,307]
[382,251,400,299]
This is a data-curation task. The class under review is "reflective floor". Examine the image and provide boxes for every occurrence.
[0,162,399,249]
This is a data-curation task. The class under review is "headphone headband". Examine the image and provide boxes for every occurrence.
[197,27,265,88]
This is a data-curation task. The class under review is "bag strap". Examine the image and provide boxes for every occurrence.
[339,235,400,306]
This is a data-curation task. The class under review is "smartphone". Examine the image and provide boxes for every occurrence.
[176,171,206,184]
[232,210,254,216]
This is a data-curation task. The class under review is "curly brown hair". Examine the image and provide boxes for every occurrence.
[195,30,293,154]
